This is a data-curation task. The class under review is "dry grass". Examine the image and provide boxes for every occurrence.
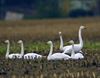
[0,49,100,78]
[0,17,100,41]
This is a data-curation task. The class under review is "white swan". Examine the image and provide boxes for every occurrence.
[5,40,24,59]
[47,41,70,60]
[59,26,85,54]
[69,40,84,59]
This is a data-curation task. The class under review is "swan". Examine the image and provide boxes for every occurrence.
[59,26,86,54]
[69,40,84,59]
[5,40,24,59]
[47,41,70,60]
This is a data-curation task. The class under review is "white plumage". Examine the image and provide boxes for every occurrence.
[59,26,85,54]
[47,41,70,60]
[5,40,24,59]
[69,40,84,59]
[24,53,42,59]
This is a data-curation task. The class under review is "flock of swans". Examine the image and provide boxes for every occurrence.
[5,26,85,60]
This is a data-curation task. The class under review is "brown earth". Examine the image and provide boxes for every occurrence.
[0,17,100,41]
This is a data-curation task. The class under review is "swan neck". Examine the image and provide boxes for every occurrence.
[6,42,10,58]
[71,43,75,57]
[60,34,63,50]
[48,43,53,56]
[20,42,24,56]
[79,28,83,47]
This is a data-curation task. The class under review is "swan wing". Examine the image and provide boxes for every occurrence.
[63,44,82,54]
[47,53,70,60]
[64,54,71,60]
[8,54,15,59]
[24,53,42,59]
[75,53,84,59]
[8,54,21,59]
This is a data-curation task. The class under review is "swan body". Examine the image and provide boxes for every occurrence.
[72,53,84,59]
[47,53,71,60]
[24,53,42,59]
[69,40,84,59]
[59,26,85,54]
[7,54,22,59]
[47,41,70,60]
[61,44,82,54]
[5,40,24,59]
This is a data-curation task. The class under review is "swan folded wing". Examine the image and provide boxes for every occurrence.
[72,53,84,59]
[8,54,15,59]
[34,54,42,59]
[64,54,71,60]
[47,53,70,60]
[24,53,34,59]
[8,54,21,59]
[31,53,42,59]
[62,44,82,54]
[24,53,42,59]
[75,53,84,59]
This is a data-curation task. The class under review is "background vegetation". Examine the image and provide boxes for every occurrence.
[0,0,99,19]
[0,17,100,77]
[0,17,100,54]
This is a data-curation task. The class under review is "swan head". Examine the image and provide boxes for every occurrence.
[5,40,9,43]
[18,40,23,43]
[80,26,85,29]
[59,31,62,35]
[69,40,74,44]
[47,41,52,44]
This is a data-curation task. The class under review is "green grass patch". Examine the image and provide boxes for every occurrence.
[0,41,100,55]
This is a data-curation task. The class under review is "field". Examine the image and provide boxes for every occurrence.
[0,17,100,41]
[0,17,100,78]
